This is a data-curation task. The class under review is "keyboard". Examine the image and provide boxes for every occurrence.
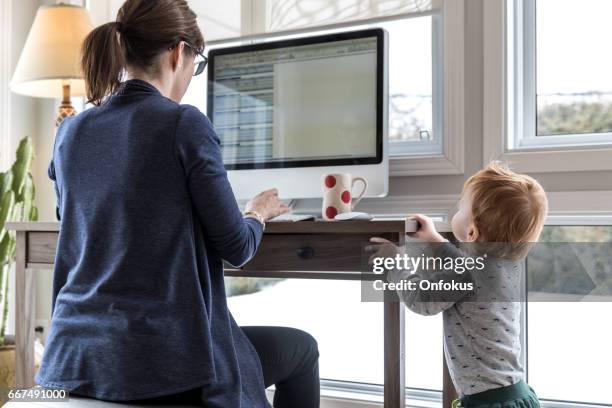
[269,213,316,222]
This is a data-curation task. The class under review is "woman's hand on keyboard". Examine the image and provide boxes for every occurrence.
[245,188,290,221]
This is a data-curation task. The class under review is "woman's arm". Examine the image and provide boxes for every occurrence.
[173,105,271,267]
[48,160,61,221]
[48,117,73,222]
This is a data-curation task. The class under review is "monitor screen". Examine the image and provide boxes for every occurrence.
[207,29,385,170]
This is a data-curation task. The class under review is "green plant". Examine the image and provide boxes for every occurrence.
[0,137,38,346]
[537,101,612,136]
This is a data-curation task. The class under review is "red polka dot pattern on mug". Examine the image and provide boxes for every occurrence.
[322,173,367,220]
[325,175,336,188]
[325,206,338,220]
[341,190,351,204]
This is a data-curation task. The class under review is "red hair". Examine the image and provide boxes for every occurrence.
[463,161,548,258]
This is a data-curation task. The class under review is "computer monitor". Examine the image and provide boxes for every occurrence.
[207,28,388,200]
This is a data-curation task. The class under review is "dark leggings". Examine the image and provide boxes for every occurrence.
[243,326,320,408]
[128,326,320,407]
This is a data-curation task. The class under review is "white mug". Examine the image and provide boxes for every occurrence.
[321,173,368,220]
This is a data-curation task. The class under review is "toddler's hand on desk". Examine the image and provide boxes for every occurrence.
[407,214,447,243]
[245,188,290,221]
[366,237,401,265]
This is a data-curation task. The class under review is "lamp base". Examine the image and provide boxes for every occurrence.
[56,103,77,127]
[55,83,78,127]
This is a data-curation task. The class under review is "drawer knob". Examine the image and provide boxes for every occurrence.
[296,246,315,259]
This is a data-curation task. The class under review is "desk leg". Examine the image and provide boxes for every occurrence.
[442,345,458,407]
[384,301,405,408]
[15,231,35,388]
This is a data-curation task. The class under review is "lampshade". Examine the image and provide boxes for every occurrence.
[10,3,94,98]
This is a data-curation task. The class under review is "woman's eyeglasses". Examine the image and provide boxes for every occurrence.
[181,41,208,76]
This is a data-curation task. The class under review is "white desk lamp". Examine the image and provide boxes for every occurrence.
[10,3,93,127]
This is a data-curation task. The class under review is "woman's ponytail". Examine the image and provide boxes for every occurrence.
[80,0,203,107]
[81,22,125,106]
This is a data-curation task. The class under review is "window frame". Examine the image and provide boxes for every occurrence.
[510,0,612,151]
[384,13,444,159]
[388,0,465,176]
[524,219,612,407]
[484,0,612,173]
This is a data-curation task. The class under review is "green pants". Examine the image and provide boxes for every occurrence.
[454,380,540,408]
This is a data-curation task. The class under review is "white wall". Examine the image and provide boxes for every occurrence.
[190,0,242,40]
[8,0,39,159]
[87,0,123,27]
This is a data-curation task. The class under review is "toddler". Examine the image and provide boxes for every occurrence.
[371,161,548,408]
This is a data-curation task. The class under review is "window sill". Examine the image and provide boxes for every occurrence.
[484,146,612,173]
[501,133,612,173]
[317,381,442,408]
[273,381,612,408]
[390,153,464,176]
[515,132,612,150]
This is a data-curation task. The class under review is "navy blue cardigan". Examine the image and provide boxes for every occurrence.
[35,79,270,407]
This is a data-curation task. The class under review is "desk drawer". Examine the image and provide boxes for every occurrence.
[25,231,400,273]
[238,233,397,272]
[28,232,58,265]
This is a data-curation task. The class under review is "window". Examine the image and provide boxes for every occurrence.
[405,312,443,391]
[509,0,612,150]
[383,16,442,156]
[226,278,385,385]
[262,0,437,31]
[526,225,612,406]
[226,276,445,398]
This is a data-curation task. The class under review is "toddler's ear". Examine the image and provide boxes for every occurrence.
[466,223,480,242]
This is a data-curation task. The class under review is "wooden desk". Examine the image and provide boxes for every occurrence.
[6,220,457,407]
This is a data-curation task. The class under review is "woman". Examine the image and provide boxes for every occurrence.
[35,1,320,407]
